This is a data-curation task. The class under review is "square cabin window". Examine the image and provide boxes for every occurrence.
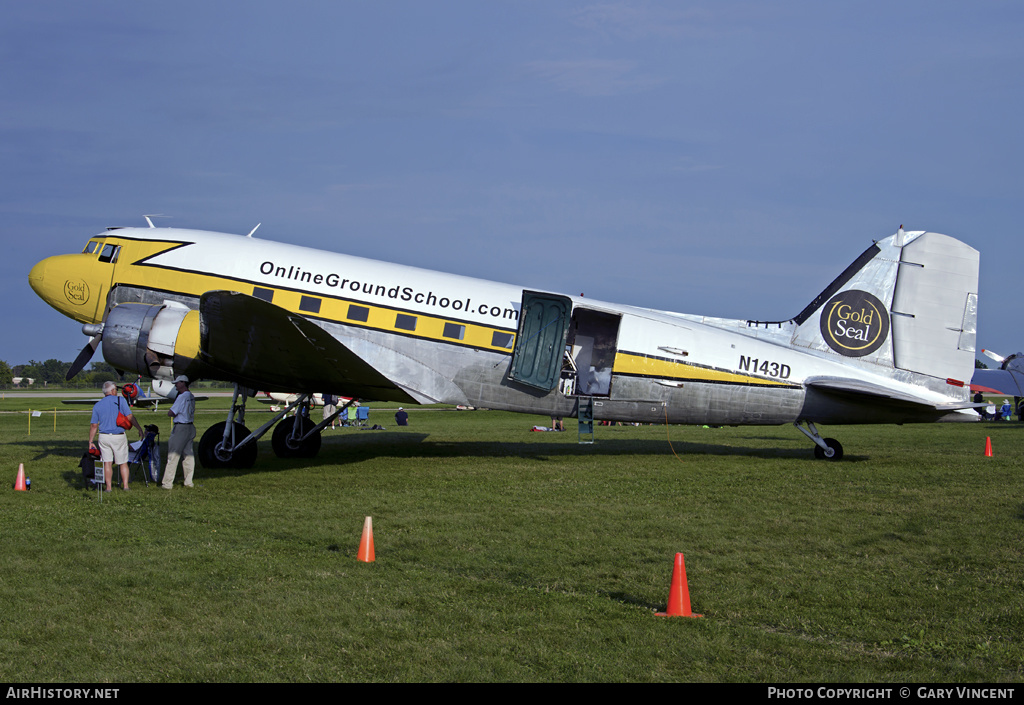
[395,314,417,332]
[443,322,465,340]
[491,331,514,349]
[299,296,321,314]
[253,287,274,302]
[347,305,370,322]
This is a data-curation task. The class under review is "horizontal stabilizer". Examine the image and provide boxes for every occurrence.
[805,376,979,412]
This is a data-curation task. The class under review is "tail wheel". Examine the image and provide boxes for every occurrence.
[813,438,844,461]
[198,421,258,469]
[271,416,322,459]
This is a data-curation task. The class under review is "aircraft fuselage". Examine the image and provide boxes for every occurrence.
[29,226,976,434]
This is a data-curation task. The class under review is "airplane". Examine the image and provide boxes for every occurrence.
[60,376,207,410]
[28,220,981,467]
[971,349,1024,415]
[257,392,354,408]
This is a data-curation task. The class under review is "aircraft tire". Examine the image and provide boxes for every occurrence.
[271,416,322,459]
[813,438,844,461]
[199,421,258,469]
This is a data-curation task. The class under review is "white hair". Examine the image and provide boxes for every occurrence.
[102,381,117,395]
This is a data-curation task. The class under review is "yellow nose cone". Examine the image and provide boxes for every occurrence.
[28,254,105,324]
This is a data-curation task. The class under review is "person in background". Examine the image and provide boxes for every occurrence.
[1000,399,1013,421]
[395,407,409,426]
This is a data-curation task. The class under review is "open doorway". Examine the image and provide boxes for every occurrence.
[565,308,621,397]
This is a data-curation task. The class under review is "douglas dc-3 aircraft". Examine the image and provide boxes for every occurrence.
[29,220,980,467]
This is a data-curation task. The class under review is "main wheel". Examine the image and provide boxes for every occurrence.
[198,421,258,469]
[271,416,322,459]
[813,438,844,461]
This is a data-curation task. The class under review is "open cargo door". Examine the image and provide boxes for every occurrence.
[508,291,572,391]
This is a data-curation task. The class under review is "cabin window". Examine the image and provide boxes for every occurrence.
[491,331,514,349]
[395,314,417,332]
[443,322,465,340]
[82,241,99,254]
[98,244,120,263]
[347,305,369,322]
[299,296,321,314]
[253,287,274,302]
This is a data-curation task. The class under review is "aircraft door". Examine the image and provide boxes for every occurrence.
[568,308,621,397]
[508,291,573,391]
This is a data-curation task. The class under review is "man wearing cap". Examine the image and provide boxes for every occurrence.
[162,375,197,489]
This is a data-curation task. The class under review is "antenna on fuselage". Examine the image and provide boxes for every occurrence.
[143,214,168,228]
[246,223,261,238]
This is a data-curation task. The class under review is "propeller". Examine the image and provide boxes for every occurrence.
[981,349,1006,364]
[65,323,104,380]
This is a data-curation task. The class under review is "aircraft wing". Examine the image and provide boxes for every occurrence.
[970,369,1024,397]
[804,376,980,412]
[61,395,207,407]
[198,291,415,402]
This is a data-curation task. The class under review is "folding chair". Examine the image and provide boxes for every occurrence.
[129,430,160,486]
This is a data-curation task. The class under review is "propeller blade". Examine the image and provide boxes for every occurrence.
[66,334,101,380]
[981,349,1006,364]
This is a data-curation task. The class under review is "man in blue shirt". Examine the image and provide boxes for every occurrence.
[88,381,143,491]
[162,375,197,489]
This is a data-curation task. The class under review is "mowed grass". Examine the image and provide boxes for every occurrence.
[1,397,1022,682]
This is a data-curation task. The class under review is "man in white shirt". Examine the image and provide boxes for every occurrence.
[161,375,197,489]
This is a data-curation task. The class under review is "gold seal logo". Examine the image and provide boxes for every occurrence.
[819,289,890,357]
[64,279,90,306]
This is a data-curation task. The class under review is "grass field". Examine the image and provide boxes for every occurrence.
[1,395,1022,682]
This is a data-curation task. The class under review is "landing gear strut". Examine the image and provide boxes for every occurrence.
[198,385,259,469]
[794,420,844,461]
[197,387,349,468]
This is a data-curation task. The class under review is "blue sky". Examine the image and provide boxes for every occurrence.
[3,2,1021,368]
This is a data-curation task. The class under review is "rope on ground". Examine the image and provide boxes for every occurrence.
[664,404,684,463]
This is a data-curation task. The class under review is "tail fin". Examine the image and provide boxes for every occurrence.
[792,229,979,389]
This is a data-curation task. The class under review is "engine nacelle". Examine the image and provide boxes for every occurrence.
[102,301,206,381]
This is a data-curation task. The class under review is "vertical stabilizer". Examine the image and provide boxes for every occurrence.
[791,230,978,390]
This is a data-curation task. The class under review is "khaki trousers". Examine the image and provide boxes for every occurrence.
[162,423,196,488]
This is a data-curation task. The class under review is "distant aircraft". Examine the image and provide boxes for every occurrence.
[61,376,207,410]
[29,221,980,466]
[972,349,1024,415]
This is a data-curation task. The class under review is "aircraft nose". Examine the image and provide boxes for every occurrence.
[28,253,102,322]
[28,257,48,297]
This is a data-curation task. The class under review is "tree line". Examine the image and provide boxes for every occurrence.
[0,359,130,389]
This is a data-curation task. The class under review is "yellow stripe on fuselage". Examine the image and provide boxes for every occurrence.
[109,237,518,354]
[613,351,796,387]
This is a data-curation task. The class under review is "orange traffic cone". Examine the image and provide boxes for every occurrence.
[357,516,375,562]
[985,437,993,457]
[655,552,702,618]
[13,463,27,491]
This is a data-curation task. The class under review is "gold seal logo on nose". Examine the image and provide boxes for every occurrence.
[64,279,90,305]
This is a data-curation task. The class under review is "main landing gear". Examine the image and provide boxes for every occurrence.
[197,387,352,469]
[794,420,844,461]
